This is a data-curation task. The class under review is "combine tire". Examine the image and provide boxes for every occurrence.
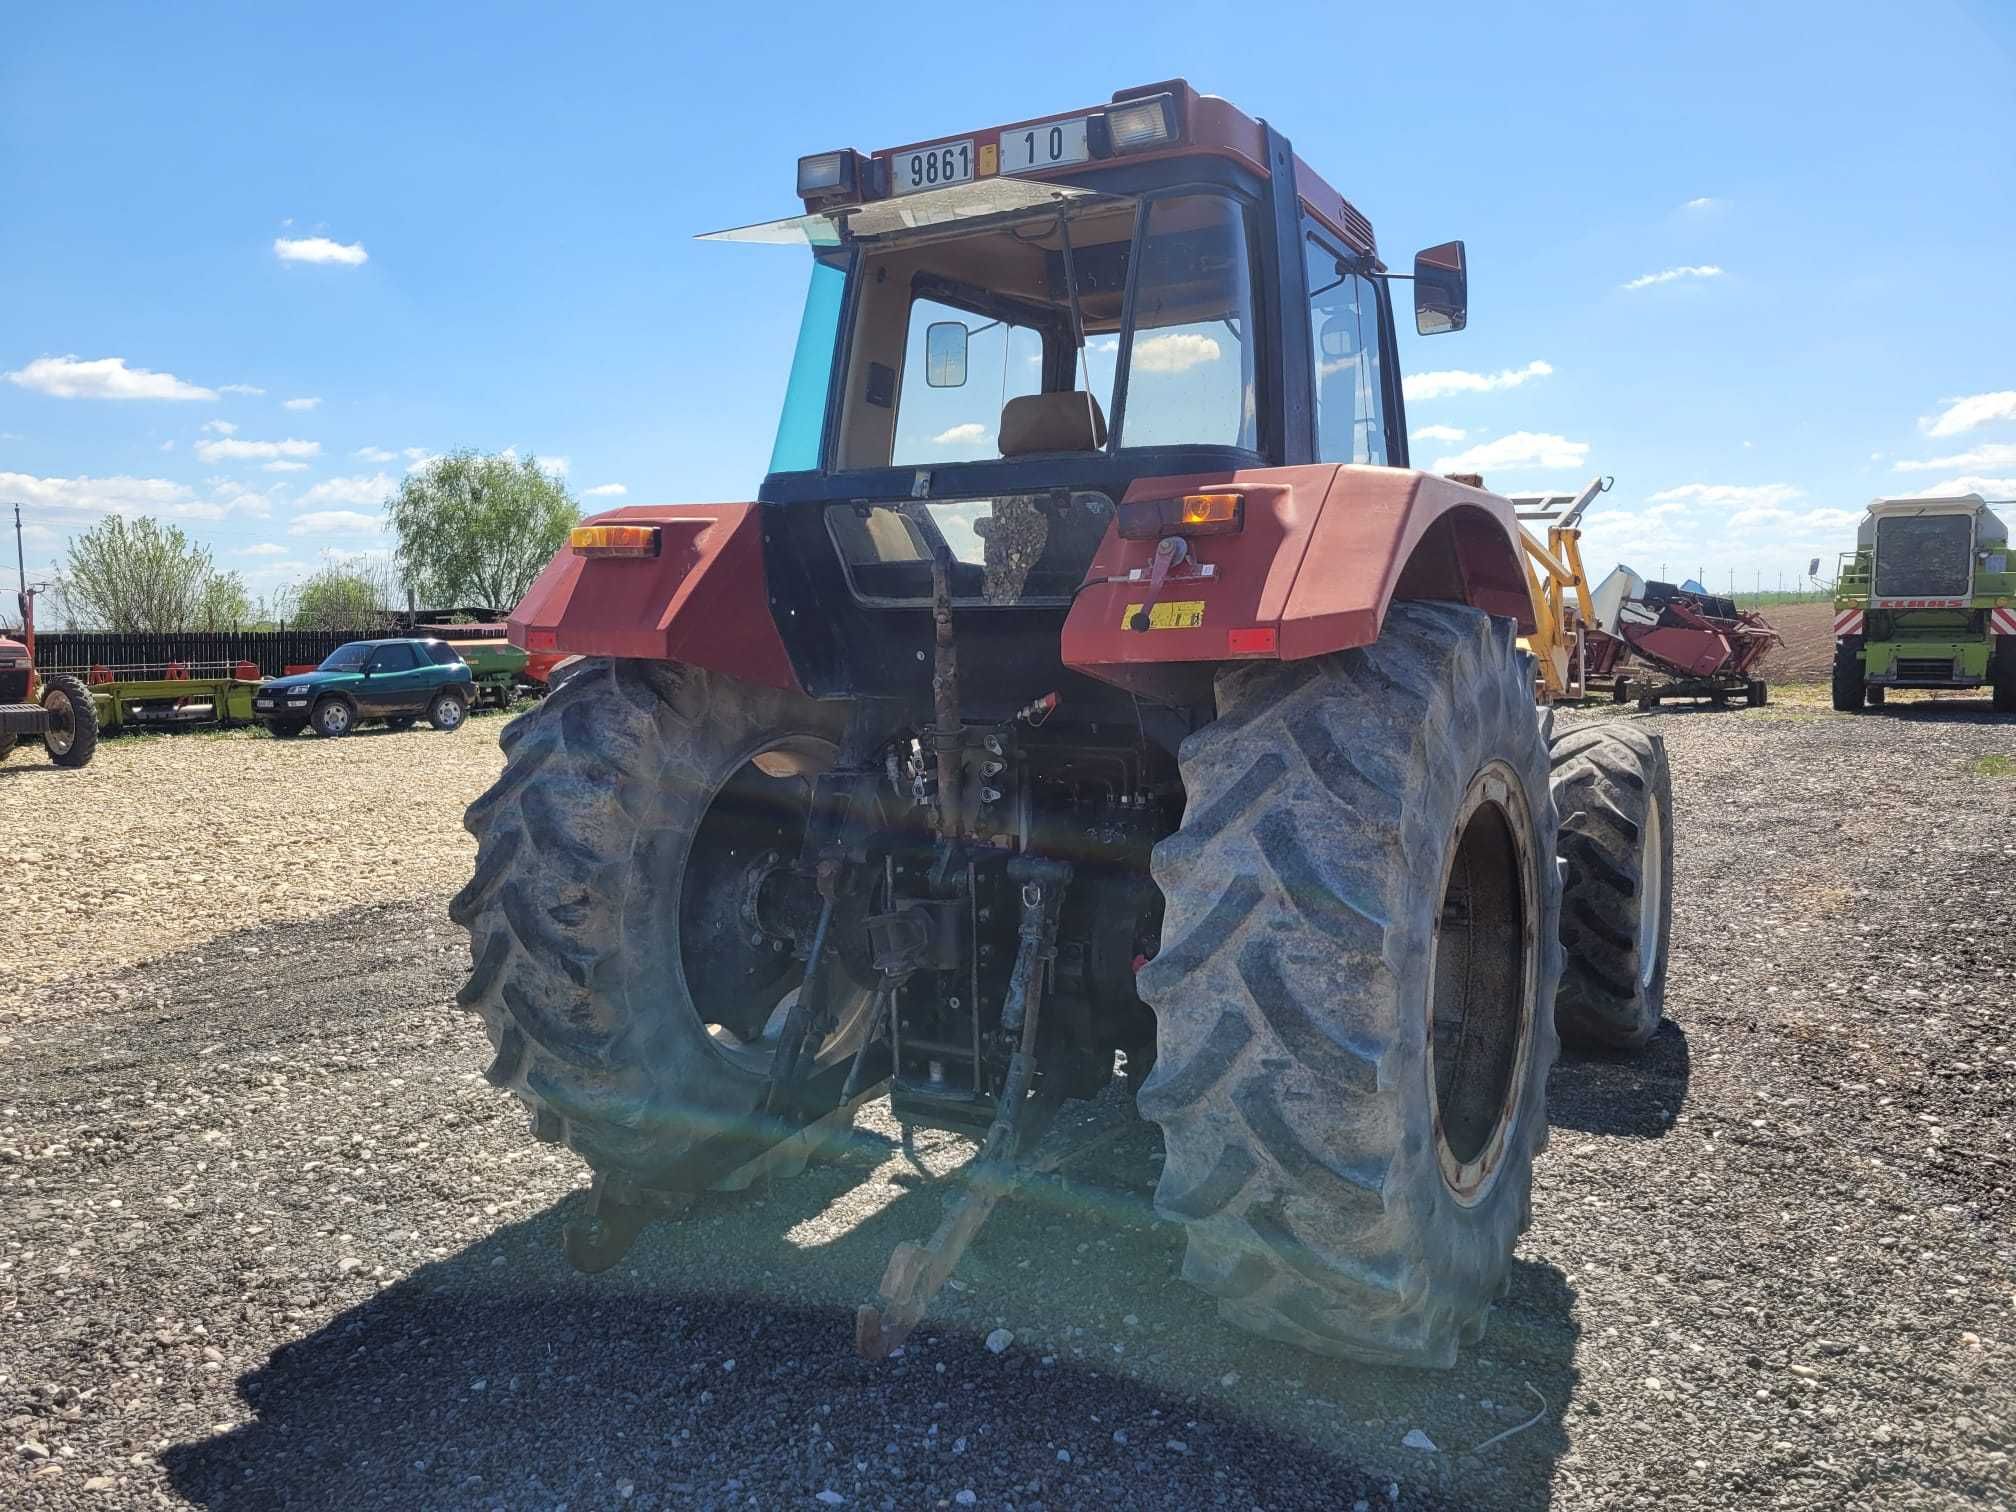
[451,659,877,1195]
[41,673,98,768]
[1832,637,1865,711]
[1137,602,1561,1367]
[1549,725,1674,1050]
[1746,679,1768,707]
[1866,686,1886,708]
[1993,638,2016,714]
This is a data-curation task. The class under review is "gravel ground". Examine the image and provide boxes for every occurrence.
[2,701,2012,1510]
[0,721,502,1006]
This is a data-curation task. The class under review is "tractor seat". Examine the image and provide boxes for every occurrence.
[999,392,1107,456]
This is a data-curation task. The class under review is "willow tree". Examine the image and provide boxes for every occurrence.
[385,451,580,613]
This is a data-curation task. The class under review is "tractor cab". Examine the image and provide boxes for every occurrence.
[692,80,1471,709]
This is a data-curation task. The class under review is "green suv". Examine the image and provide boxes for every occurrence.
[253,638,475,738]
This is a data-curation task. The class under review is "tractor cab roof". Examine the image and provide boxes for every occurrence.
[700,79,1378,263]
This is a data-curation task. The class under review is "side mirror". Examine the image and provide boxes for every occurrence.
[1317,313,1357,362]
[925,321,969,387]
[1413,240,1467,335]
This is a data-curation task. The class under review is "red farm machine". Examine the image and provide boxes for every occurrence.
[0,508,97,769]
[452,82,1678,1367]
[1587,572,1779,709]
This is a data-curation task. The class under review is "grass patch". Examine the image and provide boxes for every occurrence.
[1972,754,2016,778]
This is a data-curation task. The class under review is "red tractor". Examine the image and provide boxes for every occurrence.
[454,82,1676,1365]
[0,583,97,769]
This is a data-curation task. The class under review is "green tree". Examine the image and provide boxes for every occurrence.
[58,516,247,632]
[386,450,579,612]
[289,568,387,631]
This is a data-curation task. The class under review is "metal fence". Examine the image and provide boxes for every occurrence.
[34,628,380,678]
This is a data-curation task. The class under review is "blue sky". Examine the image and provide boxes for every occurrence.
[4,0,2013,608]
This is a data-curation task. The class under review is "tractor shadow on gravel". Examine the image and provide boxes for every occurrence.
[162,1120,1586,1510]
[1546,1021,1692,1139]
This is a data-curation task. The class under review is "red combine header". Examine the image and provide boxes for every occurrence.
[1585,570,1780,708]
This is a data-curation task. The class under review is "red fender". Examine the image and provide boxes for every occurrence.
[1061,465,1532,697]
[507,504,799,692]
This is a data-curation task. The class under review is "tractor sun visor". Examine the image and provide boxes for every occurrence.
[570,524,661,559]
[1117,493,1243,540]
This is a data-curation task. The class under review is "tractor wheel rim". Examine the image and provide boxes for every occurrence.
[42,692,73,756]
[1638,797,1663,989]
[1424,760,1538,1208]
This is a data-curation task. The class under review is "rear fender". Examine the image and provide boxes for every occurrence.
[1061,466,1532,696]
[508,504,799,692]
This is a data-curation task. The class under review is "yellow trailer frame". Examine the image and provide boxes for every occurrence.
[1508,476,1609,703]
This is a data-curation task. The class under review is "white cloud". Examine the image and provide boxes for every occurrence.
[537,454,569,476]
[1132,332,1222,375]
[0,470,273,522]
[159,440,176,452]
[1623,265,1724,291]
[1647,482,1804,510]
[1920,391,2016,438]
[5,354,216,401]
[299,473,394,509]
[1409,424,1467,443]
[352,445,396,463]
[195,436,320,464]
[1431,431,1589,475]
[1904,475,2016,500]
[1681,196,1728,212]
[931,423,991,446]
[262,460,310,473]
[1404,359,1552,402]
[201,418,237,436]
[1893,442,2016,474]
[274,236,368,267]
[291,509,383,535]
[217,383,265,397]
[282,396,321,411]
[582,483,628,498]
[238,542,289,557]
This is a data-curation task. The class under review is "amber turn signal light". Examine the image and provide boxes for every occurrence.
[570,524,660,558]
[1115,493,1244,540]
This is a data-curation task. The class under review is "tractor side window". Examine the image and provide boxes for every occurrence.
[1116,195,1260,452]
[890,297,1044,465]
[369,643,419,672]
[1306,238,1389,465]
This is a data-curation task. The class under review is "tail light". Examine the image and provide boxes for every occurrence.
[1116,492,1243,540]
[570,524,660,558]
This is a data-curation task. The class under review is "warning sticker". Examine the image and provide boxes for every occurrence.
[1121,600,1206,631]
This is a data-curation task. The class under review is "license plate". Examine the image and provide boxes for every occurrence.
[999,117,1089,173]
[255,700,274,710]
[891,139,975,196]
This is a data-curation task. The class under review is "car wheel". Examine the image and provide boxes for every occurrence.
[312,698,354,738]
[428,688,468,732]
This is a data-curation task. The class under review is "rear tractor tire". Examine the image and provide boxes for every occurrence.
[1831,637,1865,712]
[1137,602,1562,1367]
[1549,725,1674,1051]
[451,658,878,1199]
[40,673,99,768]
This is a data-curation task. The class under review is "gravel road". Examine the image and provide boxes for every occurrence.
[2,700,2011,1510]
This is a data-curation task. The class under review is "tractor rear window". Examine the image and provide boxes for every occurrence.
[826,491,1113,605]
[1874,514,1973,598]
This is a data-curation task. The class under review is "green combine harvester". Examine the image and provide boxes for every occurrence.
[1833,492,2016,711]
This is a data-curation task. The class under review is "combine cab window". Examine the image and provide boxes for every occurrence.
[1306,238,1388,465]
[1874,513,1974,598]
[1115,195,1260,452]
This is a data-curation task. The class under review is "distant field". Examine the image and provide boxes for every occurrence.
[1731,589,1832,609]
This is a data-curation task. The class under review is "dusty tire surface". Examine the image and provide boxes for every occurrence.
[1137,601,1562,1368]
[451,657,872,1195]
[1831,636,1864,711]
[1549,723,1674,1050]
[40,671,99,768]
[312,697,353,737]
[428,688,468,732]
